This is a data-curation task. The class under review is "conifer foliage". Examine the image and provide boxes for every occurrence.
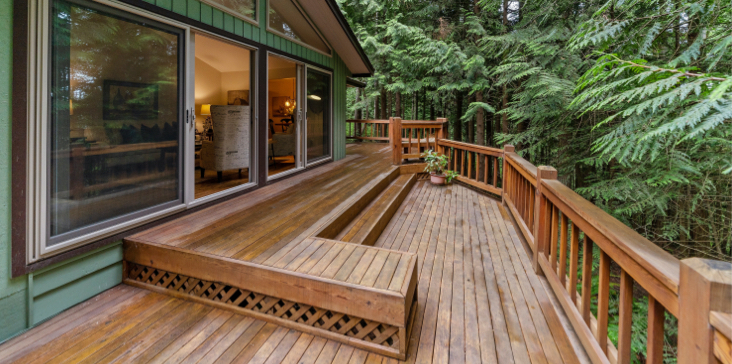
[340,0,731,262]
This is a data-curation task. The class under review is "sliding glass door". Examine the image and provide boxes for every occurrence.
[305,68,331,164]
[188,33,257,202]
[48,0,184,246]
[267,54,304,179]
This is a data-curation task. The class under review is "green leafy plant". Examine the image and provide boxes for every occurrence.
[445,170,459,184]
[422,149,448,175]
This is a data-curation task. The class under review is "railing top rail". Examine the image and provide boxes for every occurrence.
[542,179,681,297]
[505,151,538,186]
[437,139,504,157]
[346,119,390,124]
[400,121,447,128]
[711,311,732,339]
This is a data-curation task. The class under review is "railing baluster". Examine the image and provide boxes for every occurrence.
[468,151,473,180]
[559,213,568,281]
[581,236,593,323]
[569,223,580,301]
[549,206,559,269]
[647,296,665,364]
[618,270,634,364]
[493,157,498,188]
[597,251,611,354]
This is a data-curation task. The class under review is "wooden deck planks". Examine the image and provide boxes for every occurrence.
[1,169,585,364]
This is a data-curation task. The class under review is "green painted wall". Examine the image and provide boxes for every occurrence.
[0,0,351,343]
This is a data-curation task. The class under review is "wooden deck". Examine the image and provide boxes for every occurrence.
[133,143,395,263]
[0,143,588,363]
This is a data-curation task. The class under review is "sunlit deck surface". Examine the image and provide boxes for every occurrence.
[131,143,395,263]
[0,143,588,363]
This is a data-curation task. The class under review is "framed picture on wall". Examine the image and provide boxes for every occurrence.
[103,80,159,120]
[228,90,250,105]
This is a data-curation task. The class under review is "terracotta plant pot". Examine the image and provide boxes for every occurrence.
[430,173,446,185]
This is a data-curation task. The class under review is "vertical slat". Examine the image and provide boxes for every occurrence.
[568,223,580,301]
[529,186,535,228]
[493,157,498,188]
[467,151,473,180]
[618,270,634,364]
[558,213,568,282]
[483,155,489,184]
[460,150,465,176]
[417,127,421,154]
[596,251,610,353]
[581,237,593,323]
[549,206,559,268]
[646,296,665,364]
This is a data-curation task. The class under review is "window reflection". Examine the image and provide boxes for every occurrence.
[306,69,331,162]
[50,0,181,241]
[268,0,330,54]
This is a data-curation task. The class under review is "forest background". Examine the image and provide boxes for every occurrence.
[340,0,731,263]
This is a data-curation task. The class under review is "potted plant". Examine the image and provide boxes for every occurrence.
[422,150,451,185]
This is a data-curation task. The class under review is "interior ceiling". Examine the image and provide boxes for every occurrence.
[195,35,251,73]
[296,0,371,76]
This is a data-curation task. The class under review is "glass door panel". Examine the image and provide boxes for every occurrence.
[49,0,183,244]
[191,33,256,200]
[267,54,302,178]
[305,68,331,163]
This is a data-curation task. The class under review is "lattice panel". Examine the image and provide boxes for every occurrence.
[126,263,401,349]
[417,173,430,181]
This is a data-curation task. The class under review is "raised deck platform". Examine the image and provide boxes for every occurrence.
[0,143,588,363]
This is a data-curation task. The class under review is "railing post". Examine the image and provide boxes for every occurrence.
[436,117,447,154]
[678,258,732,364]
[391,117,403,165]
[533,166,557,274]
[502,145,514,203]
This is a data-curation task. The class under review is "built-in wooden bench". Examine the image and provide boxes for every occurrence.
[123,237,418,359]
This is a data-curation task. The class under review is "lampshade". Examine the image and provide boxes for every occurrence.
[200,104,211,115]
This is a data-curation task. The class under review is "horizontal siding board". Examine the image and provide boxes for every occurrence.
[32,263,123,325]
[32,244,123,297]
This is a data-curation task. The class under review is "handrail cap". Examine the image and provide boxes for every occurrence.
[537,166,557,180]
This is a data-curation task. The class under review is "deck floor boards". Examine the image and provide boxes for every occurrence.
[0,143,587,364]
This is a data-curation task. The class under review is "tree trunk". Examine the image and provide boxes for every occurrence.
[380,87,387,120]
[422,89,427,119]
[454,92,463,141]
[467,94,475,144]
[430,96,435,121]
[387,91,392,119]
[501,86,508,133]
[395,92,401,120]
[412,92,418,120]
[354,88,362,120]
[375,95,380,121]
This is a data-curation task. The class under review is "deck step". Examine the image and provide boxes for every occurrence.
[335,174,416,245]
[123,238,417,360]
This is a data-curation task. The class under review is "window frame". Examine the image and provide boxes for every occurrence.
[27,0,194,261]
[198,0,258,28]
[185,31,260,207]
[266,0,333,57]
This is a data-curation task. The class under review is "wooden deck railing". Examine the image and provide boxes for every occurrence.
[710,312,732,364]
[346,119,390,142]
[437,139,503,196]
[388,129,732,364]
[389,117,447,165]
[499,144,732,364]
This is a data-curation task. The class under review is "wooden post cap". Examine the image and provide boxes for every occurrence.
[537,166,558,180]
[504,144,515,152]
[681,258,732,311]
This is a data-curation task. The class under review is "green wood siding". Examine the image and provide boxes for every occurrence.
[0,0,354,342]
